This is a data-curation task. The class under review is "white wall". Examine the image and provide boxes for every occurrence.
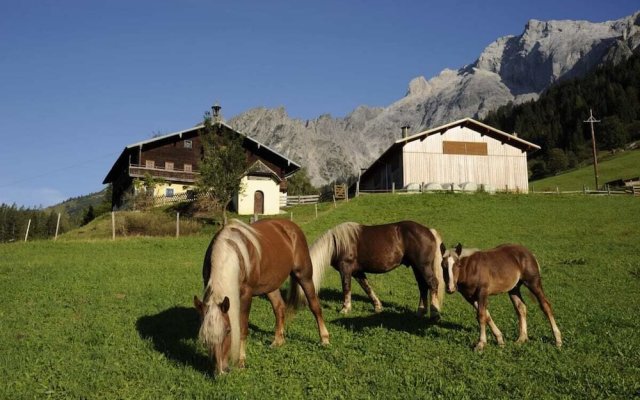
[234,176,281,215]
[402,125,530,192]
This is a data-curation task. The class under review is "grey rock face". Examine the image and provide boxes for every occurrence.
[229,12,640,187]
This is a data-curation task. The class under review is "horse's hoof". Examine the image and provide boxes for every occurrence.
[339,307,351,314]
[515,337,528,344]
[428,314,441,323]
[474,342,486,352]
[238,360,246,369]
[321,338,330,346]
[270,339,284,348]
[556,341,563,348]
[374,305,383,313]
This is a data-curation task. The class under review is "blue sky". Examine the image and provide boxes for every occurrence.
[1,0,638,208]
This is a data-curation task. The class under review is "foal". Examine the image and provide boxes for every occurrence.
[442,243,562,351]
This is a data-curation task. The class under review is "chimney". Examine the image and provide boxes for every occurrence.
[211,102,222,124]
[401,125,410,138]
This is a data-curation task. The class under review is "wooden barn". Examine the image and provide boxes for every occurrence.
[359,118,540,193]
[103,114,300,215]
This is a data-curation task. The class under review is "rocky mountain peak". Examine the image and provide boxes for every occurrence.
[230,11,640,187]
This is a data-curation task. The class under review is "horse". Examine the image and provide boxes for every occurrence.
[193,219,330,375]
[441,242,562,351]
[302,220,445,319]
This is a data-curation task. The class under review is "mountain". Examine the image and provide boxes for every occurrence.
[229,12,640,187]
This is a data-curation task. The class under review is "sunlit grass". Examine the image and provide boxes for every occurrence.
[1,193,639,398]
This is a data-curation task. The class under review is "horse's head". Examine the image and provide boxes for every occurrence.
[194,295,232,375]
[441,242,464,294]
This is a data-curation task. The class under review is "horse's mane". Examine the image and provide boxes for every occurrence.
[201,219,262,365]
[428,228,446,309]
[308,222,361,291]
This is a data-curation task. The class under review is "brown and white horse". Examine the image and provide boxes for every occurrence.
[303,221,445,319]
[194,219,330,375]
[442,243,562,351]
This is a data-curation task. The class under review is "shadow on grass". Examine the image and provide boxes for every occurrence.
[136,306,212,377]
[317,288,468,335]
[318,287,375,309]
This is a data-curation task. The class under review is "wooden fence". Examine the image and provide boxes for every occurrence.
[285,194,320,205]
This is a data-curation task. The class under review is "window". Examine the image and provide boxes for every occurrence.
[184,140,192,149]
[184,163,192,172]
[442,141,488,156]
[165,188,174,197]
[145,160,155,168]
[165,161,174,170]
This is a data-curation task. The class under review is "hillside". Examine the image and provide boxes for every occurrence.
[530,147,640,191]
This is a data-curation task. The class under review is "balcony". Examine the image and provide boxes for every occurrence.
[129,164,198,183]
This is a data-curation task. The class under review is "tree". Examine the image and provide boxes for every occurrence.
[82,205,96,226]
[286,168,317,195]
[545,148,569,175]
[196,112,247,224]
[599,116,628,150]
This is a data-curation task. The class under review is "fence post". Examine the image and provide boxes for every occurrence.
[54,213,61,241]
[176,212,180,238]
[315,204,318,219]
[583,184,586,195]
[607,184,610,195]
[556,186,559,195]
[290,212,293,221]
[111,212,116,240]
[392,182,395,194]
[24,219,31,242]
[333,195,336,208]
[356,180,360,197]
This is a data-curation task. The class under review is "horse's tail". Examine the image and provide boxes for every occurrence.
[288,228,335,309]
[429,228,445,312]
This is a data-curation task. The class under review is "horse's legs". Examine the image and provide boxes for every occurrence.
[238,287,253,368]
[413,264,441,320]
[338,262,354,313]
[471,298,504,347]
[353,271,382,313]
[410,267,431,318]
[524,279,562,347]
[473,292,501,351]
[509,286,528,343]
[293,271,330,345]
[265,289,286,348]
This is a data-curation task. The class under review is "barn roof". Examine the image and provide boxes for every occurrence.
[103,121,301,184]
[398,117,541,151]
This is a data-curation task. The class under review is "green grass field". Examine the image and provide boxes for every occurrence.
[1,193,639,399]
[531,148,640,191]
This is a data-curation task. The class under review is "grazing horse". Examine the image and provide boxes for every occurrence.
[304,220,445,319]
[193,219,330,375]
[441,243,562,351]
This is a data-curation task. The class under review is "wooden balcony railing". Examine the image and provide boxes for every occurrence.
[129,164,198,183]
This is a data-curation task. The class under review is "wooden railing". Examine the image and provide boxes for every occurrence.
[129,164,198,183]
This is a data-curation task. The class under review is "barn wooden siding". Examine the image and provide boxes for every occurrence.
[402,125,530,192]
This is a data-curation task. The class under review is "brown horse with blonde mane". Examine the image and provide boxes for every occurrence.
[194,219,329,375]
[442,243,562,351]
[302,221,445,319]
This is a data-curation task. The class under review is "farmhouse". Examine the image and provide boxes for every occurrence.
[359,118,540,193]
[103,109,300,215]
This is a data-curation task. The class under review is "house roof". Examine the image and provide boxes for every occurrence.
[103,121,301,184]
[359,117,540,182]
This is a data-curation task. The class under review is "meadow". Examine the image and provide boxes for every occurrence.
[531,147,640,191]
[1,193,639,399]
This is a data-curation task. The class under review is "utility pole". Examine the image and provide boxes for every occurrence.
[584,109,600,189]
